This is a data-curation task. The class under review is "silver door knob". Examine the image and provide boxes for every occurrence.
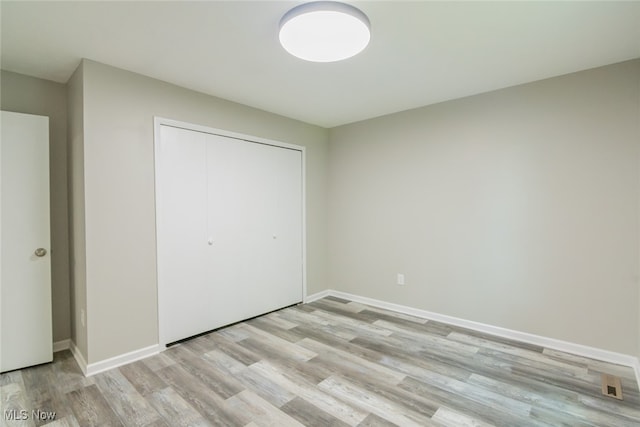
[34,248,47,257]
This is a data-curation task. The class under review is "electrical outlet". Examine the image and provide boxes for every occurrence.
[397,273,405,286]
[81,309,86,328]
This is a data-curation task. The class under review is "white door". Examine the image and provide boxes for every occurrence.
[156,124,303,345]
[0,111,52,372]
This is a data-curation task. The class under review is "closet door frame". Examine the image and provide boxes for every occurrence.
[153,117,307,348]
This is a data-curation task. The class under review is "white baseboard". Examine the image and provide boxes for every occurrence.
[85,344,162,377]
[322,290,640,371]
[68,340,160,377]
[305,289,330,303]
[69,340,88,375]
[53,339,70,353]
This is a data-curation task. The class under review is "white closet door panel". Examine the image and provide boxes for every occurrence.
[157,126,210,342]
[205,134,302,325]
[253,143,303,307]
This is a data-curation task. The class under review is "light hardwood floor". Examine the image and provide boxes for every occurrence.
[2,296,639,426]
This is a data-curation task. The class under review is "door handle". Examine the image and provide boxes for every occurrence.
[34,248,47,257]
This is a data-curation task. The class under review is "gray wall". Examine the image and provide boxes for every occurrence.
[1,70,71,344]
[328,59,640,356]
[76,60,329,363]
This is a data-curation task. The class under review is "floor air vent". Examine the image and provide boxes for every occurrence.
[601,374,623,400]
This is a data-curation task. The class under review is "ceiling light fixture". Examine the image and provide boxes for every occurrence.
[279,1,371,63]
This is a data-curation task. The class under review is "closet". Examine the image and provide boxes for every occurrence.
[155,121,304,345]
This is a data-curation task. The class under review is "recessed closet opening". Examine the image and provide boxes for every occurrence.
[154,118,306,347]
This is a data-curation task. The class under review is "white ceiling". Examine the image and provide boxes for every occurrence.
[2,1,639,128]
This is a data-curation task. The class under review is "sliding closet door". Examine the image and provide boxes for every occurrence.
[205,132,303,321]
[157,124,303,345]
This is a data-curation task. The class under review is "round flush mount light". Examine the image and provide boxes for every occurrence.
[279,1,371,62]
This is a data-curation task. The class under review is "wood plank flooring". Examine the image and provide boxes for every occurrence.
[2,297,639,426]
